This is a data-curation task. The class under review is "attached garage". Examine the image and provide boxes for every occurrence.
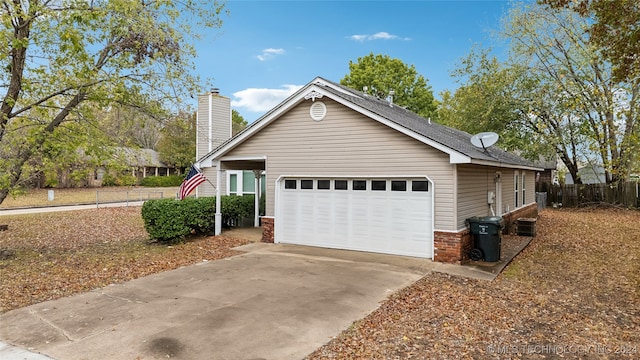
[196,76,541,263]
[275,177,433,258]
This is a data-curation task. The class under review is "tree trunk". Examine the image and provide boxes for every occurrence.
[558,151,581,184]
[0,90,85,205]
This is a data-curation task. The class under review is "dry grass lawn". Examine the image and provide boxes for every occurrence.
[0,207,638,359]
[0,207,248,313]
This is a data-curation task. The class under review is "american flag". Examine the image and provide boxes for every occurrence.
[178,165,206,200]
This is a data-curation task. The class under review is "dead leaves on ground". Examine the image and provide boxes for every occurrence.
[1,208,638,358]
[307,209,640,359]
[0,208,248,313]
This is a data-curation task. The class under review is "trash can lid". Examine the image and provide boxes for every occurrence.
[465,216,482,225]
[477,216,505,226]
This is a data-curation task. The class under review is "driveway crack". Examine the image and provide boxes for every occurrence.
[29,309,74,342]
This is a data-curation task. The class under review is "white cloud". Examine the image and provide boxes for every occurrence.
[348,31,410,42]
[257,48,285,61]
[231,84,303,112]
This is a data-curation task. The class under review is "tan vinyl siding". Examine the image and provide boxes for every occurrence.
[523,169,536,205]
[456,164,498,229]
[198,166,220,198]
[497,169,537,217]
[211,96,231,150]
[196,94,231,159]
[225,99,456,230]
[502,170,515,214]
[196,95,210,159]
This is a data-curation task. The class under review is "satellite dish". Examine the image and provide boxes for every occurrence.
[470,132,499,150]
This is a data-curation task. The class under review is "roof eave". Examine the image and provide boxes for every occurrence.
[470,158,544,171]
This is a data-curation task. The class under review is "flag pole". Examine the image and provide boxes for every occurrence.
[204,177,216,191]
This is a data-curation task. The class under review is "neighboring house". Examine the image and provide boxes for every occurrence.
[564,164,606,184]
[195,77,541,264]
[533,155,558,192]
[90,148,177,186]
[115,147,177,182]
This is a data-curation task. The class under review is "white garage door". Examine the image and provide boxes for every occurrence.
[275,177,433,258]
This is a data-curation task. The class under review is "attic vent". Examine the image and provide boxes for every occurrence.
[309,101,327,121]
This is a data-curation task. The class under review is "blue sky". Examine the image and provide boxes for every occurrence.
[193,0,515,123]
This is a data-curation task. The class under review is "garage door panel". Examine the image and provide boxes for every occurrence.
[277,178,432,258]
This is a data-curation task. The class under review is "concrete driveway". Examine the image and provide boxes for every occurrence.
[1,243,433,360]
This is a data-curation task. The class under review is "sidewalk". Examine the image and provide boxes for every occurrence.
[1,201,145,359]
[0,202,144,216]
[0,341,54,360]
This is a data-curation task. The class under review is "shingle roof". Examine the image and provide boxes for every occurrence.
[114,147,168,168]
[318,78,538,169]
[199,77,541,170]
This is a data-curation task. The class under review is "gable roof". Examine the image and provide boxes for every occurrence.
[114,147,168,168]
[199,77,542,171]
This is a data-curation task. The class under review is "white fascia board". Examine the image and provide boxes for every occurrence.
[196,159,208,168]
[449,152,472,164]
[470,159,544,172]
[219,155,267,162]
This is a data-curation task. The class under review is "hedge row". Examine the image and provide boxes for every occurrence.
[141,195,256,243]
[139,175,184,187]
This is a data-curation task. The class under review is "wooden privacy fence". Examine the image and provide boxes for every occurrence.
[546,182,640,208]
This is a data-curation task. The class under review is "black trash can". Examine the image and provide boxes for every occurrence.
[466,216,505,262]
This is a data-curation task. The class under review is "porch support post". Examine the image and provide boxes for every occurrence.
[215,165,223,235]
[253,170,262,227]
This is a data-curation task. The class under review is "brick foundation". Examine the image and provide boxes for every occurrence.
[501,203,538,234]
[434,203,537,264]
[260,216,274,243]
[434,229,472,264]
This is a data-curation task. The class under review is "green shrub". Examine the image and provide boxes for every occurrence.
[102,173,138,187]
[141,195,255,243]
[141,198,192,243]
[101,174,117,186]
[140,175,183,187]
[221,195,254,226]
[116,175,138,186]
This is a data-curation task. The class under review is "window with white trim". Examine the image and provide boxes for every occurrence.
[300,179,313,189]
[317,179,330,190]
[227,170,266,196]
[522,173,526,206]
[514,171,519,208]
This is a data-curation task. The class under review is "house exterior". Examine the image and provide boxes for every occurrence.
[533,155,558,192]
[196,77,541,263]
[564,164,606,184]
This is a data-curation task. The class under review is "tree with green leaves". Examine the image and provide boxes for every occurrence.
[98,104,163,149]
[341,53,438,119]
[502,2,639,184]
[442,3,639,184]
[438,49,549,158]
[540,0,640,82]
[156,111,196,174]
[232,109,247,136]
[0,0,226,204]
